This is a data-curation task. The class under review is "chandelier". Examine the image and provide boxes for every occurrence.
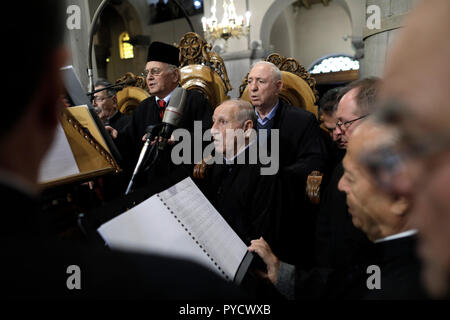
[201,0,251,42]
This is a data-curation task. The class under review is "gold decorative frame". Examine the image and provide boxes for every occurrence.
[115,72,150,114]
[40,108,120,189]
[177,32,232,108]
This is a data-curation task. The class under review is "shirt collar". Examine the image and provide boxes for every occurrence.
[374,229,418,244]
[256,100,279,125]
[108,110,119,120]
[155,89,175,105]
[224,139,256,163]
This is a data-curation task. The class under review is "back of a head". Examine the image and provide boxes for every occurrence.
[232,99,257,127]
[3,1,64,139]
[95,79,117,97]
[337,78,381,116]
[319,87,342,117]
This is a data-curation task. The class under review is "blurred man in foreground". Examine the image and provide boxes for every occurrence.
[367,0,450,298]
[1,0,241,299]
[248,120,428,299]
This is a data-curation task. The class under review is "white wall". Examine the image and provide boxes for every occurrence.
[270,2,355,68]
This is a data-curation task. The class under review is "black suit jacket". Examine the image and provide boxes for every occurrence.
[295,235,428,299]
[116,89,213,168]
[196,146,283,250]
[1,182,244,299]
[315,162,372,270]
[265,100,328,265]
[107,110,130,133]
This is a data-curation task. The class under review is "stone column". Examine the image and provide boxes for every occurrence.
[64,0,99,90]
[361,0,419,78]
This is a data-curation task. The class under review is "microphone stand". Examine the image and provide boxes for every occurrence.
[124,124,162,195]
[86,79,134,98]
[87,0,111,93]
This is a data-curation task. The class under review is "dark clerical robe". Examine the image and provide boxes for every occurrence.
[279,234,428,299]
[196,146,283,251]
[315,161,373,270]
[261,99,328,266]
[106,110,130,133]
[115,89,213,169]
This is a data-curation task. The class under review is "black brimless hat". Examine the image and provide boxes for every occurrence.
[147,41,180,67]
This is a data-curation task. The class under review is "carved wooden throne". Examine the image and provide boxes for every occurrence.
[177,32,232,108]
[115,32,232,113]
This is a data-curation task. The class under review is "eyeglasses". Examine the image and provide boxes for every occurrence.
[92,96,112,104]
[141,67,165,78]
[336,114,369,131]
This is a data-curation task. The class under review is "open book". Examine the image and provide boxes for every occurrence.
[97,177,253,284]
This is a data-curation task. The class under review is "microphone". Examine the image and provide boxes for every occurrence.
[159,87,187,150]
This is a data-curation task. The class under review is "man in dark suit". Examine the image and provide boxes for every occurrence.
[371,0,450,299]
[247,61,327,266]
[109,41,212,178]
[196,99,283,248]
[93,79,130,132]
[315,79,379,271]
[248,120,428,299]
[1,0,242,299]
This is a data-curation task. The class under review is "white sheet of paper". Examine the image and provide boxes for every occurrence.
[97,195,219,275]
[158,178,248,280]
[97,178,249,281]
[38,124,79,183]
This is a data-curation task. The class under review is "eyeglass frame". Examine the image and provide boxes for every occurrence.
[92,95,113,104]
[141,67,167,78]
[336,114,369,131]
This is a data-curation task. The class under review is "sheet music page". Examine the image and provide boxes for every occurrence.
[159,177,248,281]
[97,195,220,275]
[38,124,80,183]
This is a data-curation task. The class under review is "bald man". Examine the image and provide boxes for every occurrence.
[369,0,450,298]
[198,99,282,249]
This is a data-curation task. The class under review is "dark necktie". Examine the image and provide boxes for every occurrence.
[158,99,166,119]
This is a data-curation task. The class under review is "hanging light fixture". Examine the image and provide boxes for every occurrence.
[201,0,251,42]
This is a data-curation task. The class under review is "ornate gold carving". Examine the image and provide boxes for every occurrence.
[306,170,323,204]
[193,155,213,180]
[115,72,150,114]
[62,109,121,173]
[115,72,148,91]
[268,53,318,101]
[178,32,232,94]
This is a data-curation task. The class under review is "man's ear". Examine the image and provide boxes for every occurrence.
[391,196,410,216]
[112,95,118,107]
[276,79,283,93]
[173,68,181,84]
[243,119,254,137]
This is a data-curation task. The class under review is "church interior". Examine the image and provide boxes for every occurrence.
[3,0,450,304]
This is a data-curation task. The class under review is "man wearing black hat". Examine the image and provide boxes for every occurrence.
[2,1,244,300]
[111,41,212,186]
